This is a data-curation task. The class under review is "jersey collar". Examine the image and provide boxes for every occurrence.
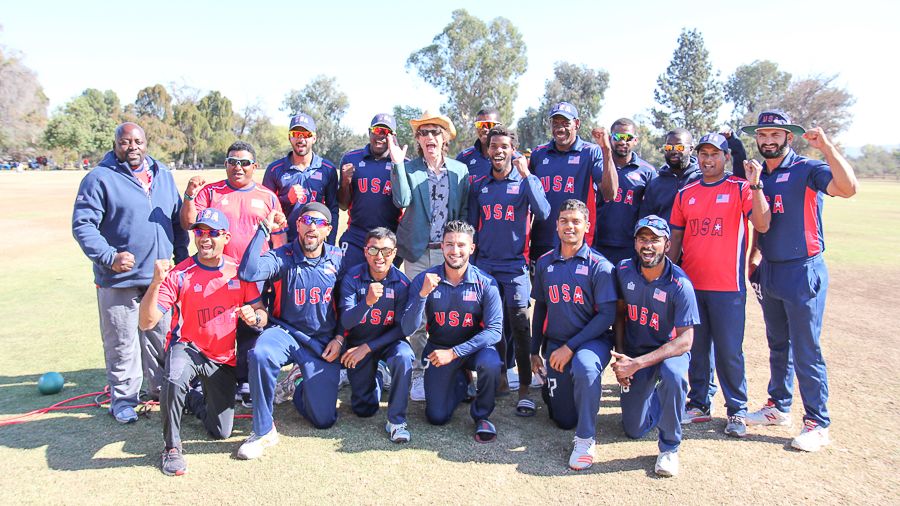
[551,241,592,262]
[548,136,586,154]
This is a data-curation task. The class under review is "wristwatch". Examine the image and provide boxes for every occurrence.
[254,311,262,326]
[749,181,764,190]
[184,192,195,201]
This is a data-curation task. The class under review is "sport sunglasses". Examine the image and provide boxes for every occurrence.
[193,229,226,238]
[298,215,330,228]
[289,130,314,139]
[225,157,255,168]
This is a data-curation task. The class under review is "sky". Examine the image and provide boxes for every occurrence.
[2,0,897,150]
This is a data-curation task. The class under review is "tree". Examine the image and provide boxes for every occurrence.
[197,91,235,164]
[234,102,287,164]
[392,105,423,153]
[850,145,897,179]
[781,74,855,155]
[633,117,665,168]
[651,28,723,136]
[0,46,48,157]
[281,75,357,163]
[172,101,210,167]
[134,84,172,122]
[725,60,792,126]
[407,9,527,150]
[43,89,121,160]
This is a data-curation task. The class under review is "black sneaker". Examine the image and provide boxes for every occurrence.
[161,447,186,476]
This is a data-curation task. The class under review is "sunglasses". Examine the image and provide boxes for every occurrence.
[298,215,330,228]
[289,130,314,139]
[225,157,255,168]
[474,121,501,130]
[369,126,393,136]
[416,129,442,138]
[193,229,226,238]
[611,132,636,142]
[366,246,396,258]
[662,144,688,152]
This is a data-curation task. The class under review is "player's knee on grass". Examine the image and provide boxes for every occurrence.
[425,406,453,426]
[352,401,379,418]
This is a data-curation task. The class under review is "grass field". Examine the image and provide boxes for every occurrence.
[0,170,897,504]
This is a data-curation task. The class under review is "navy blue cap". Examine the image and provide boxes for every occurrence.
[370,113,397,131]
[696,133,730,153]
[741,109,806,136]
[289,113,316,133]
[634,215,670,238]
[191,208,230,231]
[548,102,579,120]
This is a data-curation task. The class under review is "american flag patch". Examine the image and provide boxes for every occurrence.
[575,264,589,275]
[324,265,337,274]
[716,194,730,203]
[627,172,642,182]
[653,288,667,302]
[312,172,322,180]
[568,155,580,164]
[251,199,264,208]
[507,184,520,194]
[463,291,477,302]
[228,279,240,290]
[777,173,790,183]
[385,288,394,299]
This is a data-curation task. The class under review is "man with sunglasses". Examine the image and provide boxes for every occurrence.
[456,108,520,182]
[593,118,657,265]
[236,202,345,459]
[667,133,771,436]
[263,113,339,245]
[640,129,701,223]
[337,114,405,269]
[337,227,415,443]
[139,208,267,476]
[528,102,617,265]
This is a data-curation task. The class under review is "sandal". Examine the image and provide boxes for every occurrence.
[515,398,536,417]
[474,419,497,443]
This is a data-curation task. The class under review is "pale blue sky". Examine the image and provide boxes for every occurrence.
[2,0,896,148]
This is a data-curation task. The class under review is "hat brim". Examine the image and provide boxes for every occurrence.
[740,124,806,136]
[409,116,457,140]
[634,225,669,238]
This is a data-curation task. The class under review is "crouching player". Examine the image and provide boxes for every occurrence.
[338,227,415,442]
[139,208,267,476]
[612,215,699,477]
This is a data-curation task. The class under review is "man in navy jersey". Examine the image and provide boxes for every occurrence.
[402,220,503,443]
[338,114,404,269]
[263,113,339,244]
[742,110,858,452]
[612,215,699,477]
[640,129,701,223]
[528,102,617,263]
[338,227,415,443]
[593,118,657,265]
[530,199,617,471]
[235,202,345,459]
[456,108,505,182]
[467,126,550,415]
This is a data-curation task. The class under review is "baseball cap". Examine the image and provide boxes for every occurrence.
[634,215,670,238]
[289,113,317,133]
[696,133,730,153]
[191,208,229,231]
[370,113,397,132]
[548,102,579,120]
[298,202,332,225]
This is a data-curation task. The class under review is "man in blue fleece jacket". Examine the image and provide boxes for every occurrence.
[72,122,189,424]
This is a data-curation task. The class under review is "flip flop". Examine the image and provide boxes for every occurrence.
[515,398,536,417]
[474,419,497,443]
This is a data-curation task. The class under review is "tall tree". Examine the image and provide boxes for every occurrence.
[43,89,121,159]
[407,9,527,150]
[651,29,723,135]
[281,75,356,163]
[198,91,234,164]
[172,101,211,167]
[781,74,855,155]
[0,46,48,157]
[134,84,172,122]
[725,60,792,126]
[234,102,286,164]
[391,105,423,153]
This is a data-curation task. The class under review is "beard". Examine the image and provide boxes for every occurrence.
[759,138,789,159]
[302,235,323,253]
[445,256,467,270]
[640,249,665,268]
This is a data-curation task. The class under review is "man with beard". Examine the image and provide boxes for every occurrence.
[72,122,189,424]
[742,110,858,452]
[667,133,770,436]
[401,220,503,443]
[139,209,267,476]
[235,202,345,459]
[337,114,404,269]
[467,126,550,416]
[337,228,415,443]
[263,113,339,244]
[593,118,657,265]
[456,108,518,182]
[529,102,617,263]
[530,199,617,471]
[640,129,702,223]
[612,215,699,477]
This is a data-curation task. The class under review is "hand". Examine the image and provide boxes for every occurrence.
[610,351,640,382]
[322,337,344,362]
[419,273,441,298]
[112,251,136,273]
[340,163,355,187]
[288,184,307,205]
[748,259,760,277]
[366,282,384,306]
[530,354,546,378]
[802,127,832,152]
[548,345,574,373]
[263,209,287,231]
[151,258,171,283]
[185,176,205,198]
[235,305,258,326]
[591,127,611,151]
[744,159,763,185]
[513,156,530,178]
[386,134,408,164]
[428,348,457,367]
[341,343,371,369]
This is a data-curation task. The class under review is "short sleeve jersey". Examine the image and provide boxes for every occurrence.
[337,263,410,346]
[595,154,657,248]
[262,153,339,243]
[338,146,403,249]
[194,180,279,259]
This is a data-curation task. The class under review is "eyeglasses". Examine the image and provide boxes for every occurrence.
[416,129,442,138]
[611,132,636,142]
[289,130,314,139]
[225,157,255,168]
[193,229,226,238]
[662,144,688,152]
[369,126,393,136]
[474,121,501,130]
[298,215,330,228]
[366,246,396,258]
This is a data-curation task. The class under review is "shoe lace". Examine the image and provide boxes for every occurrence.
[727,415,744,424]
[573,437,593,453]
[391,422,408,433]
[802,419,819,432]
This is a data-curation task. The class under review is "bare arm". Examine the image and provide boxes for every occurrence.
[805,128,858,198]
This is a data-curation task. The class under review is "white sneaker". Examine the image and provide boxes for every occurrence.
[236,427,279,460]
[385,421,410,443]
[507,368,520,391]
[568,436,595,471]
[746,400,791,426]
[655,450,679,477]
[338,369,350,389]
[681,406,712,425]
[410,371,425,402]
[377,360,392,392]
[530,374,544,388]
[791,420,830,452]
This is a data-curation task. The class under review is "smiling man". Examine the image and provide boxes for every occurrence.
[456,107,514,181]
[640,129,702,223]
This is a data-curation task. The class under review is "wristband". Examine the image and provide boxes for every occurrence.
[184,192,195,201]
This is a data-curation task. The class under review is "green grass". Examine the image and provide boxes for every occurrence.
[822,180,900,266]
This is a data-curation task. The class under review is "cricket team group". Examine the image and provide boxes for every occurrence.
[71,102,858,478]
